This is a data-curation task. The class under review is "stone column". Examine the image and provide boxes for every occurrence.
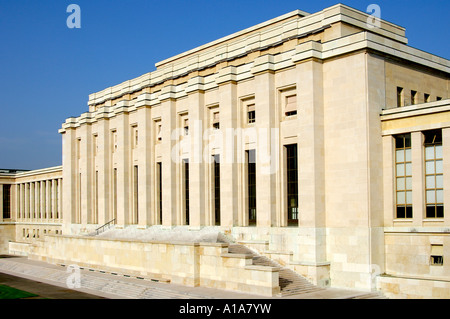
[382,135,395,226]
[116,110,131,227]
[253,58,278,227]
[96,117,111,226]
[11,184,17,221]
[62,128,77,229]
[134,102,153,228]
[15,184,21,220]
[294,58,326,265]
[216,67,239,226]
[187,78,207,227]
[160,86,178,226]
[79,123,93,225]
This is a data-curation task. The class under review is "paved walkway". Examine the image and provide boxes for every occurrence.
[0,255,379,299]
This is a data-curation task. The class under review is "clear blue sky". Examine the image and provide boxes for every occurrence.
[0,0,449,170]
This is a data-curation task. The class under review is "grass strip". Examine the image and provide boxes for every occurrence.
[0,284,39,299]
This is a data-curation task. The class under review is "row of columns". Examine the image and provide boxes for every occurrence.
[15,178,62,222]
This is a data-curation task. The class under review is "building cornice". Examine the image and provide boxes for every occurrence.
[86,4,409,108]
[60,5,449,133]
[14,166,63,178]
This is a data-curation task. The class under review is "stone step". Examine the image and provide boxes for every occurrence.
[0,258,205,299]
[349,292,387,299]
[227,244,323,297]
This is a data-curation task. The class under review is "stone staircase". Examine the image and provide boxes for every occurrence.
[227,244,324,297]
[227,243,387,299]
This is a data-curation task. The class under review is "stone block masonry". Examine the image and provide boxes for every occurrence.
[28,234,280,297]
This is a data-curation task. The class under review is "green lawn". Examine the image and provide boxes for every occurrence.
[0,284,39,299]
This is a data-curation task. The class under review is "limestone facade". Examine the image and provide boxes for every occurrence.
[1,4,449,298]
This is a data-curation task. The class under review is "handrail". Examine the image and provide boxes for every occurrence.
[95,218,116,235]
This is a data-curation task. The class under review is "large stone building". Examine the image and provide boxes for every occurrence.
[1,4,449,298]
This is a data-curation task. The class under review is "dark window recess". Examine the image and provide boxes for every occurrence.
[184,159,189,225]
[247,150,256,225]
[286,144,298,225]
[247,110,255,124]
[213,155,221,226]
[134,165,139,225]
[431,255,444,266]
[2,184,11,219]
[430,245,444,266]
[157,163,162,224]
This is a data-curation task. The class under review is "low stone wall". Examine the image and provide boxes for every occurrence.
[378,275,450,299]
[0,224,15,255]
[29,234,280,296]
[8,241,30,256]
[199,243,279,296]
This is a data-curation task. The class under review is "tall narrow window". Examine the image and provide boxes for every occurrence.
[424,93,431,103]
[424,130,443,218]
[286,144,298,225]
[94,171,99,224]
[395,134,412,218]
[133,165,139,224]
[157,162,162,224]
[397,87,404,107]
[78,174,81,223]
[213,155,220,225]
[184,159,189,225]
[247,150,256,225]
[113,168,117,221]
[2,184,11,219]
